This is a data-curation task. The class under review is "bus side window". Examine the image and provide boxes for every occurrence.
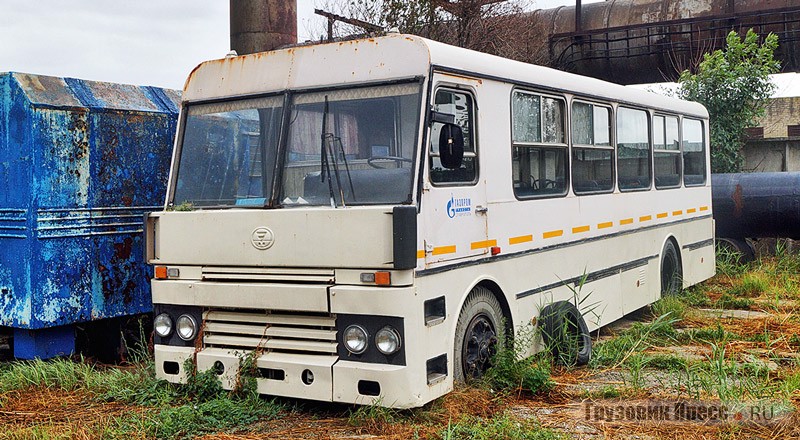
[429,89,477,184]
[572,102,613,194]
[683,118,706,186]
[617,107,651,191]
[654,115,681,189]
[511,90,568,198]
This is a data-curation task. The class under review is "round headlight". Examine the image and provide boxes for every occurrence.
[176,314,197,341]
[154,313,173,338]
[343,325,368,354]
[375,326,401,355]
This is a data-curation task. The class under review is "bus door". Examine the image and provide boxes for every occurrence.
[422,81,489,265]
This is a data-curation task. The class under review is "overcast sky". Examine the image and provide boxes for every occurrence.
[1,0,797,95]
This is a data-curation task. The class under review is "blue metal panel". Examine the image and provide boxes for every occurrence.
[0,72,178,338]
[13,326,75,359]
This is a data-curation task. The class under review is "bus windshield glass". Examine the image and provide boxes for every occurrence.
[281,82,421,206]
[173,95,284,208]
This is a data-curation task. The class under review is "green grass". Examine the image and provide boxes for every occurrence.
[105,394,282,439]
[590,313,679,369]
[484,327,554,395]
[716,292,755,309]
[729,273,769,297]
[0,356,284,439]
[678,322,739,344]
[441,413,563,440]
[680,286,711,307]
[651,295,687,321]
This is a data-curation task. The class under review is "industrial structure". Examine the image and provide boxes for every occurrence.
[0,73,178,358]
[533,0,800,84]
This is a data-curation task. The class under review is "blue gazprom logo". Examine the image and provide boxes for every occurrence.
[446,195,472,218]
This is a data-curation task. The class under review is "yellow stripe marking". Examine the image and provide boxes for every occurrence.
[416,250,425,259]
[672,210,683,216]
[639,215,652,222]
[509,235,533,245]
[432,245,456,255]
[471,239,497,250]
[687,208,697,213]
[700,206,709,211]
[572,225,590,234]
[620,218,633,225]
[656,212,668,219]
[597,221,613,229]
[543,230,563,239]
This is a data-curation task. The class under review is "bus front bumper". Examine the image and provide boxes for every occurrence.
[154,345,428,408]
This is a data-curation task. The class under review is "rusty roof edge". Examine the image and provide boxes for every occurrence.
[7,72,179,115]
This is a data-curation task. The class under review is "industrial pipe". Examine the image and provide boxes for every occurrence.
[230,0,297,55]
[711,172,800,240]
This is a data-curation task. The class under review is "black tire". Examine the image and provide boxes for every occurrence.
[660,239,683,296]
[716,237,756,264]
[454,286,505,382]
[538,302,591,366]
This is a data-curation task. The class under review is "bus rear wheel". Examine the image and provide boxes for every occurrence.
[539,302,591,366]
[661,240,682,296]
[454,286,505,382]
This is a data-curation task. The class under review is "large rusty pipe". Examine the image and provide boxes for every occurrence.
[533,0,800,84]
[230,0,297,55]
[712,172,800,240]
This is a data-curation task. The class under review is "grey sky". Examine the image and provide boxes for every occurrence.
[1,0,795,94]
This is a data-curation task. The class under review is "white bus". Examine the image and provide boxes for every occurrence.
[146,34,715,408]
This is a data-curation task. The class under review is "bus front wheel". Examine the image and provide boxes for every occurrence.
[453,286,505,382]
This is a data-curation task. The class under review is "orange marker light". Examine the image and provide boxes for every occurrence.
[154,266,168,279]
[374,271,391,286]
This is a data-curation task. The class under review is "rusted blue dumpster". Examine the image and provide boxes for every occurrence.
[0,72,178,358]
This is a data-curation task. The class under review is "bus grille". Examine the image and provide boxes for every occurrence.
[202,309,338,355]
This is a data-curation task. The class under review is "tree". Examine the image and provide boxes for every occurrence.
[310,0,547,65]
[677,29,780,173]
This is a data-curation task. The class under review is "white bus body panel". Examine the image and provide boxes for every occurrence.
[152,34,715,408]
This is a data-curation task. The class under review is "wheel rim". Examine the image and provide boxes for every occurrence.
[462,313,498,379]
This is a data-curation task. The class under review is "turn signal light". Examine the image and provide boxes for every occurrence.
[154,266,168,279]
[360,271,392,286]
[374,271,391,286]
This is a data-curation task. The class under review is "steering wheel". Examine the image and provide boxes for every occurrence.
[367,156,412,169]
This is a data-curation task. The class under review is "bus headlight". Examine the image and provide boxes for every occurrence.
[375,326,401,355]
[154,313,173,338]
[343,325,368,354]
[176,314,198,341]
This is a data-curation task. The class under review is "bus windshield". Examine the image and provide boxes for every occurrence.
[173,95,284,208]
[172,82,421,209]
[281,82,421,206]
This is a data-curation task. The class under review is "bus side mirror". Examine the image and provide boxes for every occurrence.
[438,123,464,169]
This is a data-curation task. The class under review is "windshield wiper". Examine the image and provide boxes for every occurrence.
[319,96,356,207]
[319,97,338,207]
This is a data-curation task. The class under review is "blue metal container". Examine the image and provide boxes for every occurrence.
[0,72,178,358]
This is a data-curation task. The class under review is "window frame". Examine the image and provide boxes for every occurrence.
[510,88,569,200]
[652,113,682,190]
[428,86,479,187]
[682,117,707,187]
[570,99,615,195]
[615,105,653,193]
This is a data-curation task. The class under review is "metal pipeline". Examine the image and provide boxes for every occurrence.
[230,0,297,55]
[711,172,800,240]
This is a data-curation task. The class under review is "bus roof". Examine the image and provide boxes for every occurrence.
[183,34,707,118]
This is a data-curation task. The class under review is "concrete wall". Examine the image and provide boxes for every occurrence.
[743,97,800,171]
